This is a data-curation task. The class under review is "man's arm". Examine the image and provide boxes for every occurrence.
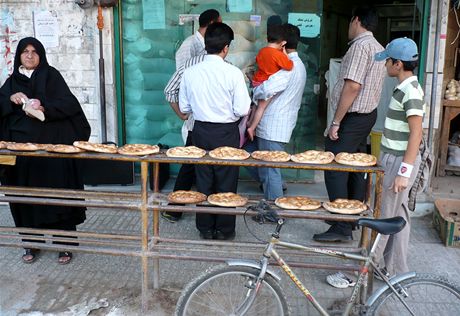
[252,67,292,101]
[391,115,423,193]
[328,79,361,140]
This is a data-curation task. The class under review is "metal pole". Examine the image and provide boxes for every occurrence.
[428,0,443,148]
[97,5,107,143]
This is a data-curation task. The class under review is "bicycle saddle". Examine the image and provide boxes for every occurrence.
[357,216,406,235]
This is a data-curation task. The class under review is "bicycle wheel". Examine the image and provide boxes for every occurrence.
[367,273,460,316]
[176,264,290,316]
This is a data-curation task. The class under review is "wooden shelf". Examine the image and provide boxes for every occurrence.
[443,99,460,107]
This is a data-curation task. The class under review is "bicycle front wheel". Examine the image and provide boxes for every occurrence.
[175,264,290,316]
[367,273,460,316]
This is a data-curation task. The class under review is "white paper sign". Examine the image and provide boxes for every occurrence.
[227,0,252,13]
[250,15,261,27]
[288,13,321,38]
[33,11,59,48]
[143,0,166,30]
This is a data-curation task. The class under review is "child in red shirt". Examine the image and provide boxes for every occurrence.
[247,25,294,141]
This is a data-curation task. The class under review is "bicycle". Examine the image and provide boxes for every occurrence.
[175,208,460,315]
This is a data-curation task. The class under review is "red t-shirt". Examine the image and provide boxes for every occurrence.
[253,46,294,83]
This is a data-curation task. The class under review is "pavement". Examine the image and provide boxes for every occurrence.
[1,175,460,315]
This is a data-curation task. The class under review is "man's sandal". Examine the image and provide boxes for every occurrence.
[326,272,356,289]
[22,248,40,263]
[58,251,72,265]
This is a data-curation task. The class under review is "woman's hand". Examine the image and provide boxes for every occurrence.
[28,99,44,112]
[10,92,29,105]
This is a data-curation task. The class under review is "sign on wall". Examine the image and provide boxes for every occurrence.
[33,10,59,48]
[288,13,321,38]
[143,0,166,29]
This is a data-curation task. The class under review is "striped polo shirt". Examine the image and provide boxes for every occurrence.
[380,76,425,156]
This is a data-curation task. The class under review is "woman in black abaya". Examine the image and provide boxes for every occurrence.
[0,37,91,264]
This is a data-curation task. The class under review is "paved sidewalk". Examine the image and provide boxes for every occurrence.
[1,180,459,315]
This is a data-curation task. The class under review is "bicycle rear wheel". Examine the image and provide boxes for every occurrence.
[367,273,460,316]
[175,264,290,316]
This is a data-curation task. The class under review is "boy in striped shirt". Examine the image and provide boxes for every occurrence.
[373,38,425,277]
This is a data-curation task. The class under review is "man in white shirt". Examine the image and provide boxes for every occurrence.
[179,22,251,240]
[161,9,220,223]
[175,9,221,70]
[247,24,307,201]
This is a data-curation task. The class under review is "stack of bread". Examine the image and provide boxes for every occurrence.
[445,79,460,100]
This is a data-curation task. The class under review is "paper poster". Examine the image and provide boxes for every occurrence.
[250,15,261,27]
[288,13,321,38]
[143,0,165,30]
[0,10,17,84]
[227,0,252,13]
[33,10,59,48]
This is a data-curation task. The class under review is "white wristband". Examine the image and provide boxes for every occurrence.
[397,162,413,178]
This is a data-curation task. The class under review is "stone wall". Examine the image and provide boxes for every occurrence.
[0,0,117,142]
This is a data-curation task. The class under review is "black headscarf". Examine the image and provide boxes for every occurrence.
[11,37,49,102]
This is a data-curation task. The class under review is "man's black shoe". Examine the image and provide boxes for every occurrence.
[214,230,235,241]
[199,230,214,240]
[313,230,353,242]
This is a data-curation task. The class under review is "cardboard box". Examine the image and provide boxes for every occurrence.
[433,199,460,248]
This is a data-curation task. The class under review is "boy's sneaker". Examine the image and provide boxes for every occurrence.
[161,212,180,223]
[373,267,390,281]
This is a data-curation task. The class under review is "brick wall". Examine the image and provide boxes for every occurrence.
[0,0,117,142]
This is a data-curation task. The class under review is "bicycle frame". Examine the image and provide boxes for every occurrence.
[247,231,386,316]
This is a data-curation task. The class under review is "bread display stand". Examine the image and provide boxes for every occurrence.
[0,149,384,312]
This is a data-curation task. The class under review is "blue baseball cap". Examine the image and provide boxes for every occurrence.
[375,37,418,62]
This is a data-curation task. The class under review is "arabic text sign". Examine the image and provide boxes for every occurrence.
[288,13,321,38]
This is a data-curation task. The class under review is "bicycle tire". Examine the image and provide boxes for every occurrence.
[367,273,460,316]
[175,264,290,316]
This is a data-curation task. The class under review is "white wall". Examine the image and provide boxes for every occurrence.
[0,0,117,143]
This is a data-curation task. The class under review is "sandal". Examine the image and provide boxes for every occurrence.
[22,248,39,263]
[58,251,72,265]
[326,272,356,289]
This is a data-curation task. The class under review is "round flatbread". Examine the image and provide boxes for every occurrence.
[275,196,321,211]
[0,141,15,149]
[117,144,160,156]
[73,141,118,154]
[168,190,207,204]
[322,199,367,215]
[46,144,85,154]
[207,192,248,207]
[166,146,206,158]
[6,142,40,151]
[291,150,335,164]
[335,152,377,167]
[251,150,291,162]
[209,146,250,160]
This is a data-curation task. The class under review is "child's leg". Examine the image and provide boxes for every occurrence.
[247,97,272,141]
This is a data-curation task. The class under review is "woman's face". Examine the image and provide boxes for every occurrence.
[20,44,40,70]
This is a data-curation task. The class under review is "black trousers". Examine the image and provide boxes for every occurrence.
[324,110,377,235]
[166,131,195,219]
[192,120,240,234]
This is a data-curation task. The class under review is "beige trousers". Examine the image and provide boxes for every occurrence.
[374,152,421,276]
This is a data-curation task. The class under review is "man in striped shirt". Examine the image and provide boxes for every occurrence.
[314,6,385,243]
[372,37,424,277]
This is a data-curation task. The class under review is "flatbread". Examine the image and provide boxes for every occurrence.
[322,199,368,215]
[251,150,291,162]
[166,146,206,158]
[291,150,335,164]
[73,141,118,154]
[275,196,321,211]
[335,152,377,167]
[168,190,207,204]
[207,192,248,207]
[209,146,250,160]
[6,142,40,151]
[46,144,85,154]
[0,141,15,149]
[117,144,160,156]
